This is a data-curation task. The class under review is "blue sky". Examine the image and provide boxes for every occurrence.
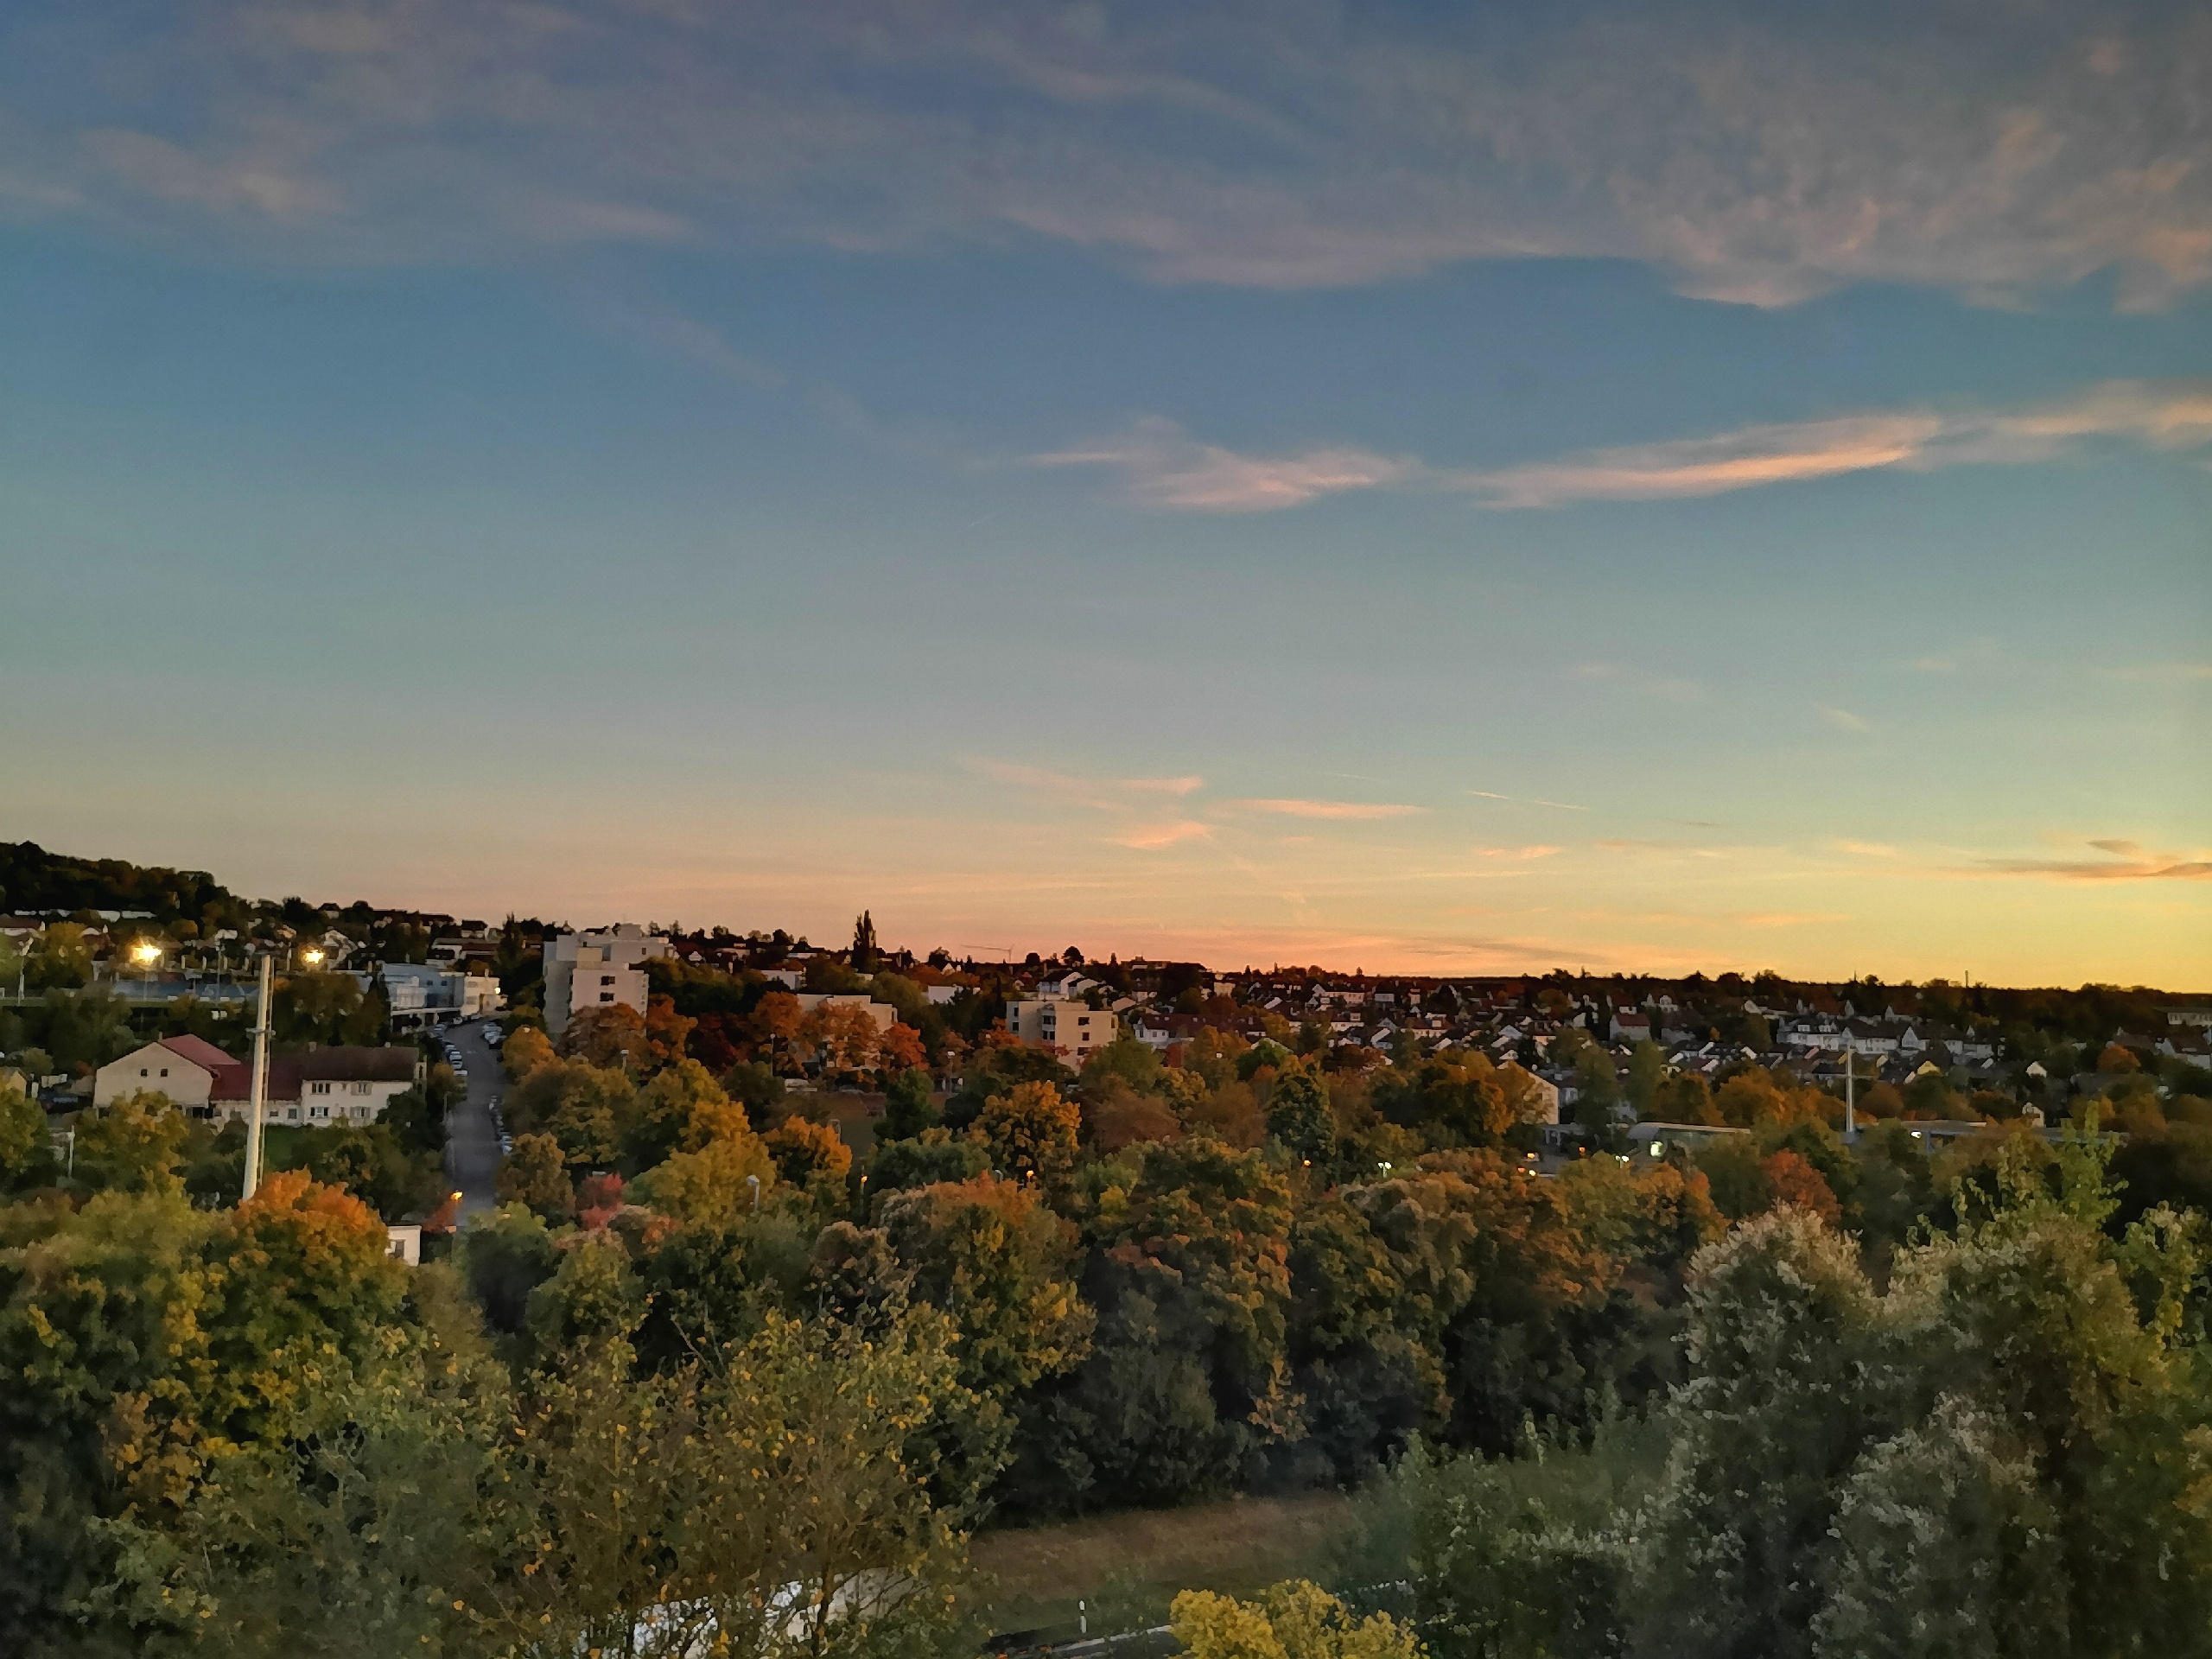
[1,0,2207,982]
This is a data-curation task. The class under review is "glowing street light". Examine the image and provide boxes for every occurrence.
[301,947,325,967]
[132,942,162,966]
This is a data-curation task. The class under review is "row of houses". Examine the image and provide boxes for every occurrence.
[90,1033,423,1127]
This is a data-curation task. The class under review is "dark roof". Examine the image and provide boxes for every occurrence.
[210,1058,304,1103]
[207,1046,414,1102]
[298,1046,418,1083]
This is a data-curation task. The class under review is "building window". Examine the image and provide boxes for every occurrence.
[160,1068,168,1077]
[600,992,615,1002]
[601,976,617,987]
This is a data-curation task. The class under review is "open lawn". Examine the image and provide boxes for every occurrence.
[971,1491,1370,1642]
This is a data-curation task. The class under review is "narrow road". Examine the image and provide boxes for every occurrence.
[439,1019,505,1219]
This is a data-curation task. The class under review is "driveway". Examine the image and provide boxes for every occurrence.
[438,1019,505,1219]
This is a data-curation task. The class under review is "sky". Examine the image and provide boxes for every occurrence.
[1,0,2208,986]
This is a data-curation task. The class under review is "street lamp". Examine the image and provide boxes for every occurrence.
[132,941,162,1000]
[302,948,324,968]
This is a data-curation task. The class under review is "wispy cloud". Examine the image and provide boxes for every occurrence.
[1472,381,2212,506]
[1833,839,1899,858]
[19,4,2212,308]
[1030,417,1411,511]
[1112,821,1213,849]
[1473,845,1561,861]
[1971,839,2212,881]
[1466,790,1587,811]
[1041,380,2212,512]
[1819,706,1872,733]
[1228,798,1426,821]
[969,760,1214,850]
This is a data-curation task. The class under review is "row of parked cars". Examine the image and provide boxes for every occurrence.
[435,1020,512,1154]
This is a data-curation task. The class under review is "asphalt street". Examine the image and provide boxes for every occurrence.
[438,1018,505,1219]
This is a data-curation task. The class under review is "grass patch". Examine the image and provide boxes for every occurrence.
[971,1491,1368,1642]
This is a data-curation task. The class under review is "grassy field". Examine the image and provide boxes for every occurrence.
[970,1491,1372,1642]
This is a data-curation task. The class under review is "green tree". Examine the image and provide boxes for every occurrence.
[880,1175,1093,1400]
[0,1083,54,1191]
[880,1066,940,1140]
[972,1081,1079,1190]
[494,1133,574,1223]
[505,1058,638,1172]
[1266,1065,1337,1162]
[1625,1040,1668,1118]
[73,1091,191,1195]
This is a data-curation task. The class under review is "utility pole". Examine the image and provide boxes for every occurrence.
[1843,1044,1856,1140]
[241,954,273,1201]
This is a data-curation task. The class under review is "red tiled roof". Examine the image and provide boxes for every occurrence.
[157,1034,236,1072]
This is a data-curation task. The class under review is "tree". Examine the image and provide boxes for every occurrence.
[880,1176,1093,1400]
[630,1133,778,1229]
[501,1024,555,1080]
[1172,1581,1421,1659]
[879,1021,927,1076]
[806,1003,884,1081]
[500,1309,995,1659]
[95,1343,513,1659]
[505,1058,638,1172]
[1267,1065,1337,1161]
[763,1115,853,1196]
[494,1134,573,1222]
[73,1090,191,1195]
[555,1004,650,1073]
[752,991,804,1073]
[851,910,880,973]
[972,1081,1079,1189]
[880,1067,940,1141]
[1068,1140,1296,1508]
[0,1083,54,1191]
[1625,1040,1668,1117]
[643,995,696,1068]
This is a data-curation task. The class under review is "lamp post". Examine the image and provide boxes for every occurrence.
[132,940,162,1001]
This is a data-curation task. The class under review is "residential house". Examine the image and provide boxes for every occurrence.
[95,1038,421,1126]
[92,1035,239,1110]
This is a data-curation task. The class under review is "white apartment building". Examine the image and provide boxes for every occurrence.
[1006,996,1118,1060]
[543,925,671,1036]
